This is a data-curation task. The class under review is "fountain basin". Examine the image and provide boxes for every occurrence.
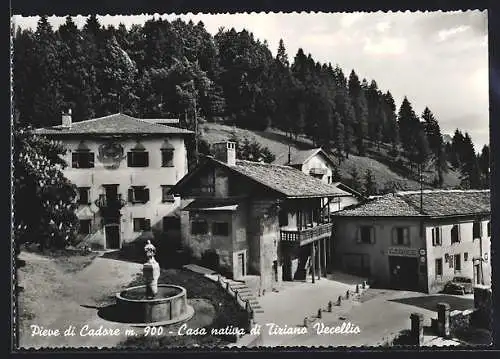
[116,284,194,326]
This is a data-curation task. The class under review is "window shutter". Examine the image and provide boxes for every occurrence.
[370,227,375,244]
[145,219,151,231]
[404,228,409,245]
[145,188,150,202]
[145,152,149,167]
[128,188,134,203]
[356,228,361,243]
[89,153,95,168]
[457,224,461,242]
[431,228,436,246]
[127,153,133,167]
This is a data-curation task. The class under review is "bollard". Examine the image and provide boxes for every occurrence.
[410,312,424,346]
[437,302,451,338]
[337,295,342,306]
[346,290,350,299]
[317,309,322,319]
[328,301,333,312]
[356,284,360,293]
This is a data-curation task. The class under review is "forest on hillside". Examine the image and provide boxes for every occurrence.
[13,15,490,190]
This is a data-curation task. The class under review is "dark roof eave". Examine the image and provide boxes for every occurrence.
[428,212,491,220]
[286,194,352,199]
[35,131,194,137]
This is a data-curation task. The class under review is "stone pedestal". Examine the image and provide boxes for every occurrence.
[143,260,160,298]
[437,302,451,338]
[410,312,424,346]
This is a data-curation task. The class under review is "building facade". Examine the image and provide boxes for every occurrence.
[171,142,350,292]
[332,190,491,293]
[273,147,363,211]
[35,111,192,249]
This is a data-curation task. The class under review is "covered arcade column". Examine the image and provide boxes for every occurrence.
[311,242,316,283]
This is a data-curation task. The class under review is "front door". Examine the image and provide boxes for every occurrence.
[234,251,246,279]
[105,225,120,249]
[389,256,419,291]
[474,263,482,285]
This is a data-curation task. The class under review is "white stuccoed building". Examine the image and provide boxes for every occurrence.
[35,111,193,249]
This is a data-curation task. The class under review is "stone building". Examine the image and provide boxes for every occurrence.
[170,142,351,292]
[332,190,491,293]
[35,111,193,249]
[273,147,363,211]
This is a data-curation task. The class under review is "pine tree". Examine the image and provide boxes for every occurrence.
[478,145,490,188]
[459,133,481,189]
[363,169,377,196]
[276,38,289,68]
[349,167,362,193]
[397,97,421,166]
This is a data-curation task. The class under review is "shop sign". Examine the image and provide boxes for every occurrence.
[387,247,418,257]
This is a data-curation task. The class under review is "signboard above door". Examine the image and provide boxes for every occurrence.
[387,247,418,257]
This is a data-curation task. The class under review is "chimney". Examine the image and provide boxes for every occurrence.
[61,109,72,128]
[213,141,236,166]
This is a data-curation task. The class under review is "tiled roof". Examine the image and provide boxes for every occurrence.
[273,148,328,166]
[217,159,349,198]
[334,190,490,218]
[34,113,193,136]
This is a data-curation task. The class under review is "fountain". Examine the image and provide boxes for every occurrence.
[115,240,194,325]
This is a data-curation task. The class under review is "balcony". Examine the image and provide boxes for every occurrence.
[95,194,126,217]
[280,222,333,246]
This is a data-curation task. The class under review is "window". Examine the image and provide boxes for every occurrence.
[431,227,442,246]
[191,220,208,235]
[435,258,443,278]
[464,252,468,261]
[451,224,460,244]
[78,219,92,234]
[72,152,95,168]
[473,221,482,239]
[128,186,150,204]
[127,151,149,167]
[358,226,374,244]
[454,254,461,271]
[163,216,180,232]
[392,227,410,246]
[77,187,90,205]
[133,218,151,232]
[487,221,491,237]
[278,210,288,227]
[161,149,174,167]
[161,185,175,202]
[213,222,229,236]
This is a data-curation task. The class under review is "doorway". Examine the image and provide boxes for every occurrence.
[474,263,483,285]
[105,224,120,249]
[103,184,119,200]
[234,251,246,279]
[389,256,419,291]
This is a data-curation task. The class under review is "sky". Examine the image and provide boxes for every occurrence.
[11,11,489,151]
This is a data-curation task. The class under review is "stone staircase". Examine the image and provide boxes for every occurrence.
[185,266,265,321]
[224,278,265,318]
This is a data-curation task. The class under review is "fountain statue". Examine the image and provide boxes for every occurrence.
[115,239,195,325]
[143,240,160,298]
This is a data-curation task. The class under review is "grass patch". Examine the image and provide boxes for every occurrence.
[117,268,250,349]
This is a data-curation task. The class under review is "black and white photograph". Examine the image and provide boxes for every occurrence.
[11,9,492,349]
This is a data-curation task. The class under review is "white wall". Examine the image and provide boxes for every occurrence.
[62,136,188,247]
[425,219,491,292]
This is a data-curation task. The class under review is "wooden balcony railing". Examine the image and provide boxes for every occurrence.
[280,222,333,246]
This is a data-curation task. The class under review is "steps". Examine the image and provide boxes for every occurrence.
[184,265,266,321]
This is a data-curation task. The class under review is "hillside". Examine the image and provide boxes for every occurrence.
[200,122,461,192]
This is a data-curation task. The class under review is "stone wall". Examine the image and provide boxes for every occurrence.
[472,285,492,330]
[248,200,281,293]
